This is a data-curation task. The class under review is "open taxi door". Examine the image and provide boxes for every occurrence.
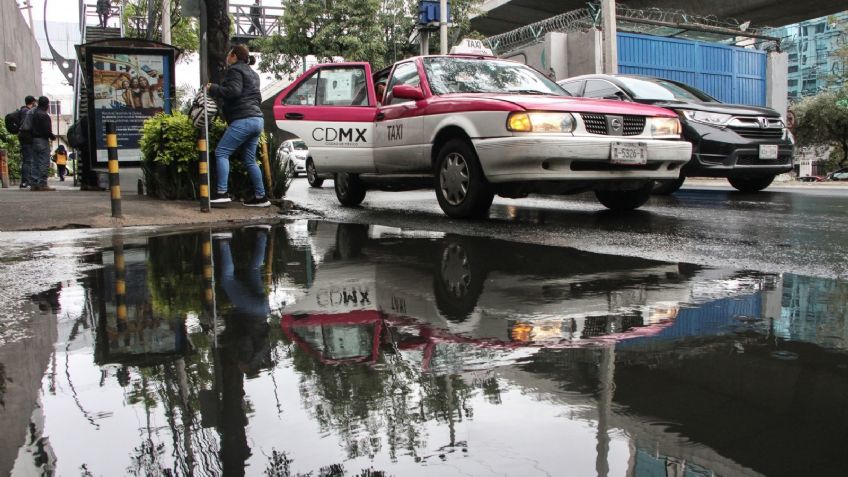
[273,63,378,173]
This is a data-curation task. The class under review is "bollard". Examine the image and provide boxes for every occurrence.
[113,234,128,336]
[260,140,275,200]
[106,122,122,218]
[0,149,9,188]
[198,131,210,212]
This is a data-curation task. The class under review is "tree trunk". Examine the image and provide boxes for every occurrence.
[205,0,231,84]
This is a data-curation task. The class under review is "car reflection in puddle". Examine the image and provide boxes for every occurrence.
[3,221,848,477]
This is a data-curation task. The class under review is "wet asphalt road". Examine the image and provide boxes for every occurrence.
[285,179,848,278]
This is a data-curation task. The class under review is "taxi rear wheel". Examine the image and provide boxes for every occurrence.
[306,159,324,188]
[334,172,367,206]
[594,182,653,211]
[435,139,494,218]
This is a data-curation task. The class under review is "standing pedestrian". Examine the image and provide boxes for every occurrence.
[29,96,57,191]
[248,0,264,35]
[96,0,111,28]
[15,96,37,188]
[206,45,270,207]
[53,144,68,181]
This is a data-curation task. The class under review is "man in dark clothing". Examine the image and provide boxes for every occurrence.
[248,0,264,35]
[96,0,111,28]
[30,97,56,191]
[17,95,37,188]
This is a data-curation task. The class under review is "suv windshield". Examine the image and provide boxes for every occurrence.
[292,140,307,150]
[424,57,565,96]
[617,77,716,102]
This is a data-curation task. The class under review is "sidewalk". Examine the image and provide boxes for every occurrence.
[0,177,285,232]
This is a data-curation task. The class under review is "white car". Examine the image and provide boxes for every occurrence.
[276,139,308,176]
[273,41,692,217]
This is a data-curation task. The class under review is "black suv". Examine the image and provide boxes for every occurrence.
[559,74,794,193]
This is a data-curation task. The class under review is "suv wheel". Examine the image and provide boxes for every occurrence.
[595,182,653,211]
[728,175,774,193]
[334,172,366,206]
[434,139,494,218]
[652,174,685,195]
[306,159,324,188]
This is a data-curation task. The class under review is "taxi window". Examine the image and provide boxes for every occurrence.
[283,72,318,105]
[316,66,370,106]
[385,62,420,106]
[584,79,621,99]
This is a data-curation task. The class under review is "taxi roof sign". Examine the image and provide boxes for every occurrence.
[449,38,494,56]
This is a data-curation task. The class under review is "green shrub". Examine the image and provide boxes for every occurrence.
[0,122,21,183]
[139,113,291,200]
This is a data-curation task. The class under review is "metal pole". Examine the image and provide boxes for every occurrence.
[162,0,171,44]
[198,128,210,212]
[420,29,429,56]
[106,122,122,218]
[113,234,127,337]
[0,150,9,188]
[601,0,618,74]
[439,0,448,54]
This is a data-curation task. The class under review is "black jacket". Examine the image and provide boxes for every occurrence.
[31,108,55,140]
[209,62,262,123]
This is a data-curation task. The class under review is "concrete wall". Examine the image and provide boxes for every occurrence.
[767,51,789,119]
[501,30,602,81]
[0,1,42,114]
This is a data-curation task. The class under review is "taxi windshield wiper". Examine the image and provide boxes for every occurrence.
[508,89,556,95]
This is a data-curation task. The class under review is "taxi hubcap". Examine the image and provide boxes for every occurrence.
[440,153,469,206]
[441,243,471,298]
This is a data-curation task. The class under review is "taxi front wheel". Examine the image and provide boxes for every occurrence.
[435,139,494,219]
[594,183,653,211]
[334,172,367,206]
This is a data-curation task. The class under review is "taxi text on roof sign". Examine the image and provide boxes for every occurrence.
[449,39,493,57]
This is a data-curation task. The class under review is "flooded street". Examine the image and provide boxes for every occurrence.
[2,221,847,476]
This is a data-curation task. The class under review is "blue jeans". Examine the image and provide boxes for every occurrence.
[218,232,270,319]
[19,141,33,185]
[30,138,51,187]
[215,116,265,198]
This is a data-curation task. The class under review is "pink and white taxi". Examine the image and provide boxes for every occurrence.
[274,42,692,218]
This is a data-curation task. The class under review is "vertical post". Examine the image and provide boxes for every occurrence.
[162,0,171,44]
[198,129,210,212]
[106,122,122,218]
[439,0,448,54]
[0,149,9,188]
[201,231,215,324]
[420,29,429,56]
[113,234,127,340]
[260,139,275,200]
[601,0,618,74]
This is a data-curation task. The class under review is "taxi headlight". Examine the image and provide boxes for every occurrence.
[650,117,682,138]
[507,112,575,133]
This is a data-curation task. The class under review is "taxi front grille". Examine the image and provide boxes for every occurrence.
[580,114,645,136]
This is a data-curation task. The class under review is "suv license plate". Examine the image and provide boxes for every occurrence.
[759,145,779,160]
[611,142,648,165]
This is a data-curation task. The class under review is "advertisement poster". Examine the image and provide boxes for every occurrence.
[90,51,172,163]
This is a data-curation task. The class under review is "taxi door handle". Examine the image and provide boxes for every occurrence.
[285,112,304,120]
[375,112,385,121]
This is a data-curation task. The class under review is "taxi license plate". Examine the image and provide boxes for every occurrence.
[611,142,647,165]
[759,145,779,160]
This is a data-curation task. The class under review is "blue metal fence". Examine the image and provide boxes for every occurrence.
[617,32,767,106]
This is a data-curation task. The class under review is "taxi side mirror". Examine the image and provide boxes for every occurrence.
[392,84,424,101]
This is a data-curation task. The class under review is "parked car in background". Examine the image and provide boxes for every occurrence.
[826,168,848,181]
[277,138,332,187]
[273,41,692,217]
[559,74,795,194]
[797,175,824,182]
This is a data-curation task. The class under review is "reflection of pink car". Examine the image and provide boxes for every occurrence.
[274,47,692,217]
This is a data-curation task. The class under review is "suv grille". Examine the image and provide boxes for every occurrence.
[580,114,646,136]
[729,126,784,140]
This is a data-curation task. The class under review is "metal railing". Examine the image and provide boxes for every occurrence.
[230,5,285,38]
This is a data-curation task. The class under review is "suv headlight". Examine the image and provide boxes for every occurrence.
[507,112,575,133]
[678,110,732,126]
[650,117,681,138]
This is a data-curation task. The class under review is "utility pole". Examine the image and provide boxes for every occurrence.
[162,0,171,44]
[601,0,618,74]
[439,0,447,54]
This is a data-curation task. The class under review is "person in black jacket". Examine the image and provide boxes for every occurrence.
[206,45,270,207]
[16,95,37,188]
[29,96,56,191]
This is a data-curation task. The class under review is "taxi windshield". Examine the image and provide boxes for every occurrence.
[424,57,566,96]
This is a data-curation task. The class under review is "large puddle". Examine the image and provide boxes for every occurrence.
[2,221,847,476]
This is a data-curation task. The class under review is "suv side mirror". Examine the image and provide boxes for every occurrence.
[392,84,424,101]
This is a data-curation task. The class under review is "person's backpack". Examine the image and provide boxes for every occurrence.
[17,108,35,143]
[67,120,87,149]
[4,109,24,134]
[189,91,218,130]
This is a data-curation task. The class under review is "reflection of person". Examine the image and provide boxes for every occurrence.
[206,45,269,207]
[248,0,264,35]
[53,144,68,181]
[215,228,272,476]
[29,96,57,191]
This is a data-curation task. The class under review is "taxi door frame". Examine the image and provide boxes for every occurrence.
[273,62,379,173]
[374,59,429,174]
